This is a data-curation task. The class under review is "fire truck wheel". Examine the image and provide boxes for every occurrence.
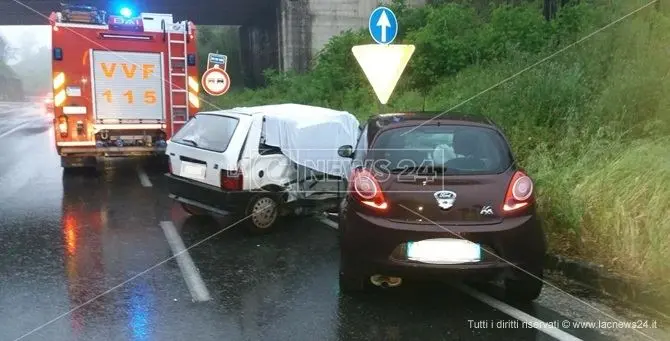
[180,203,209,216]
[61,156,102,174]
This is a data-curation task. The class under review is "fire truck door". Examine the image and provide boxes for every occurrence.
[91,50,165,121]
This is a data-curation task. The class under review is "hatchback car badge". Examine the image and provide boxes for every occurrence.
[480,205,494,216]
[434,190,456,210]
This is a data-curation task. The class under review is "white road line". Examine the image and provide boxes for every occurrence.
[0,120,32,139]
[160,221,212,302]
[458,284,583,341]
[317,217,338,230]
[136,167,152,187]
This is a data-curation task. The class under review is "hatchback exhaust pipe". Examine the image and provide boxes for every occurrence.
[370,274,402,288]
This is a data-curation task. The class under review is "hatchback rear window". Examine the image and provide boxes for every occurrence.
[368,125,512,175]
[172,114,239,153]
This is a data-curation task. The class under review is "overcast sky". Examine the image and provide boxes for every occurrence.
[0,25,50,65]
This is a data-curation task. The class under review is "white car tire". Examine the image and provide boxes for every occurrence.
[245,193,281,235]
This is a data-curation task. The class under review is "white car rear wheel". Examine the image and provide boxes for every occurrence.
[246,194,280,234]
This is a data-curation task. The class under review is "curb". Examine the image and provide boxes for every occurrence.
[545,254,670,318]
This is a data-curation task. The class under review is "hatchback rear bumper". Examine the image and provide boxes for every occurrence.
[340,208,546,281]
[166,173,252,215]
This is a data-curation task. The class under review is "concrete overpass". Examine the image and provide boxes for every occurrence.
[1,0,426,85]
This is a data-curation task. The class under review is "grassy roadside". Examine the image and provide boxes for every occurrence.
[204,1,670,298]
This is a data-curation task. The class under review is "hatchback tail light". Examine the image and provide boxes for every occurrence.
[221,168,243,191]
[349,168,388,211]
[503,170,534,213]
[167,159,172,174]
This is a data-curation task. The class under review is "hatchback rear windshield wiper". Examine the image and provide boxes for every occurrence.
[180,138,198,147]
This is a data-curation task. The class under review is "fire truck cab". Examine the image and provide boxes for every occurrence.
[49,4,200,170]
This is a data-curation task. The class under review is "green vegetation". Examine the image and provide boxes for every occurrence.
[10,45,50,96]
[195,25,244,90]
[0,34,14,77]
[0,34,25,100]
[209,0,669,293]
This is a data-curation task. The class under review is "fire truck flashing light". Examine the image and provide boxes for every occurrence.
[119,7,133,18]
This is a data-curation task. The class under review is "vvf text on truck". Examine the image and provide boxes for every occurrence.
[48,3,200,170]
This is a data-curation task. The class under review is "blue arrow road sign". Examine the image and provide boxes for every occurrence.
[368,6,398,45]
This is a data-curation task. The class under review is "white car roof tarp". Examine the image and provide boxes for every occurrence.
[230,103,360,177]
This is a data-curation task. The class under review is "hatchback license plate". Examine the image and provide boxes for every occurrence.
[407,238,481,264]
[180,161,206,181]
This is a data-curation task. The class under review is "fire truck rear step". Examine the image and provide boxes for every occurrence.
[61,146,166,156]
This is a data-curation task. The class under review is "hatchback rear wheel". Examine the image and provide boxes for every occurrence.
[338,254,370,295]
[245,193,280,235]
[504,268,544,301]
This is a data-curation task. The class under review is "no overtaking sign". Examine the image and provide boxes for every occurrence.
[201,67,231,96]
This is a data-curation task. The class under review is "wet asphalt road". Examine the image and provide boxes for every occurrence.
[0,103,668,341]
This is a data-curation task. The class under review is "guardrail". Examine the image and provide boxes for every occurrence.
[0,102,40,114]
[0,101,30,105]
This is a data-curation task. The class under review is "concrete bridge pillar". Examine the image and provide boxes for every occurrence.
[239,5,281,87]
[279,0,312,73]
[276,0,427,73]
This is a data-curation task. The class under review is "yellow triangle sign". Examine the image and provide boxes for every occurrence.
[352,44,415,105]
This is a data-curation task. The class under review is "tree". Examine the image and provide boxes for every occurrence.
[544,0,579,20]
[0,34,11,64]
[544,0,558,20]
[10,44,50,95]
[195,25,244,89]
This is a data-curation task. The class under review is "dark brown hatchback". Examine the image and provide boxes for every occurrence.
[337,113,546,301]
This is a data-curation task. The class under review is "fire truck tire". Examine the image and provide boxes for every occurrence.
[145,155,169,172]
[60,156,102,173]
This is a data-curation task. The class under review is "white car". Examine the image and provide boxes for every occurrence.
[165,103,360,234]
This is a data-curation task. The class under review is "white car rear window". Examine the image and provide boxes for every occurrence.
[172,114,239,153]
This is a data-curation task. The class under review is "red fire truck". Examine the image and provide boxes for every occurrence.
[48,4,200,170]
